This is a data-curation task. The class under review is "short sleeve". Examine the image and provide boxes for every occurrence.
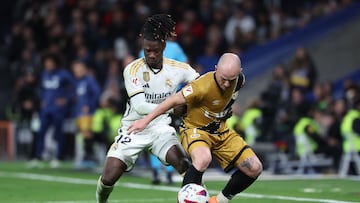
[181,82,202,106]
[183,65,199,84]
[123,66,144,98]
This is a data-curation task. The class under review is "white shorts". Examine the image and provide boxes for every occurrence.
[107,124,180,171]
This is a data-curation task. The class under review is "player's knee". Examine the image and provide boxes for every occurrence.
[191,147,212,172]
[192,156,212,172]
[247,159,263,178]
[101,174,117,186]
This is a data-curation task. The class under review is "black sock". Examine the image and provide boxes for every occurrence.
[182,165,204,186]
[222,170,257,200]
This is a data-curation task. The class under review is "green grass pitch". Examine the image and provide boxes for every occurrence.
[0,162,359,203]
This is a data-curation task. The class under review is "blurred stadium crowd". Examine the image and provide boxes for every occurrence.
[1,0,359,175]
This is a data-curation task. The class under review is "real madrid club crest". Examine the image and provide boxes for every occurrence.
[143,72,150,82]
[166,78,172,87]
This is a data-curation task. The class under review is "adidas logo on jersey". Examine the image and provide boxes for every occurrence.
[143,83,150,88]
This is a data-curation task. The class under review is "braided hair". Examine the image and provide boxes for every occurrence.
[140,14,176,42]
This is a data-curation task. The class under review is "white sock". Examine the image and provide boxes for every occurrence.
[96,176,114,203]
[216,192,230,203]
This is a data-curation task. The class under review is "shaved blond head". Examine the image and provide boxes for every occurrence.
[217,53,242,79]
[215,53,243,91]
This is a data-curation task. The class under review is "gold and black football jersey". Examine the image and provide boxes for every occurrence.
[181,71,245,134]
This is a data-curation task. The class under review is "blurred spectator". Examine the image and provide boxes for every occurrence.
[272,107,296,156]
[240,98,263,146]
[205,23,227,55]
[226,103,243,136]
[4,0,348,73]
[195,43,219,74]
[176,9,205,39]
[210,3,229,28]
[198,0,213,24]
[126,1,151,53]
[224,5,256,49]
[47,22,67,53]
[92,48,109,87]
[286,88,312,125]
[101,59,123,102]
[322,99,346,172]
[29,53,76,168]
[255,9,271,44]
[90,97,124,166]
[343,80,360,108]
[268,6,285,40]
[155,0,173,15]
[288,46,318,93]
[11,70,40,159]
[176,9,205,61]
[339,100,360,175]
[75,45,93,66]
[10,47,39,84]
[293,106,328,166]
[66,7,85,35]
[306,81,334,111]
[259,64,290,142]
[7,22,25,63]
[71,60,101,168]
[12,70,40,122]
[86,10,102,50]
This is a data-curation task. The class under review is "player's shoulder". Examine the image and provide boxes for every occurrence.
[188,72,214,91]
[163,57,191,70]
[196,71,214,83]
[124,58,146,76]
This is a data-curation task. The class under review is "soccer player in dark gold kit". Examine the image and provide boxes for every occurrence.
[129,53,263,203]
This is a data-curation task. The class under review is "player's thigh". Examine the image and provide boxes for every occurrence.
[180,128,212,156]
[107,128,150,171]
[212,131,257,172]
[151,125,181,164]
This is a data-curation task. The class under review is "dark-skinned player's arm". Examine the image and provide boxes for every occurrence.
[127,91,186,134]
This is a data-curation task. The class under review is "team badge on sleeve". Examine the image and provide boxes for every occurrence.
[183,85,193,97]
[131,76,141,87]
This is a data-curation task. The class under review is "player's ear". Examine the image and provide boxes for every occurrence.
[215,65,218,71]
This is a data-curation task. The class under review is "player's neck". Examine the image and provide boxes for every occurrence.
[148,64,163,74]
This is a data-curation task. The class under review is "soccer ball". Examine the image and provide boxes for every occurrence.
[178,183,210,203]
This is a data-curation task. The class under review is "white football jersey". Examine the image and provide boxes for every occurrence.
[121,57,199,127]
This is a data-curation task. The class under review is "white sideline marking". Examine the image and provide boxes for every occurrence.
[0,172,358,203]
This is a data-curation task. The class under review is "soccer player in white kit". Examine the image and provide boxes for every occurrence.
[96,14,199,203]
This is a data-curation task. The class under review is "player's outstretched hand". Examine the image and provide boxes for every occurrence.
[127,118,148,134]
